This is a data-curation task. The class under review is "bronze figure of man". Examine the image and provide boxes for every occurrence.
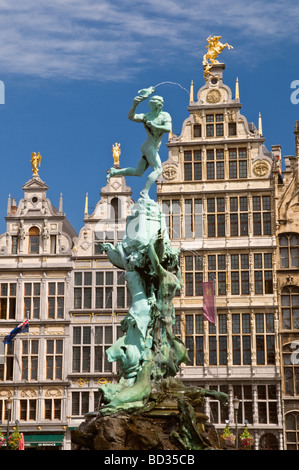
[106,87,171,199]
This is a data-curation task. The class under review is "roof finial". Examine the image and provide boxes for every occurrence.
[59,193,63,214]
[189,80,194,105]
[168,120,173,141]
[112,143,121,168]
[235,77,239,100]
[31,152,41,176]
[258,112,263,136]
[7,194,11,215]
[84,193,88,217]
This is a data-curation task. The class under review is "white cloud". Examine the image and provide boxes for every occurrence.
[0,0,297,81]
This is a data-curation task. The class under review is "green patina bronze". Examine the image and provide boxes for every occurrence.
[98,87,227,418]
[106,86,171,199]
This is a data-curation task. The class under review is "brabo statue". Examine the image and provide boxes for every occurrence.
[98,86,227,418]
[106,86,171,199]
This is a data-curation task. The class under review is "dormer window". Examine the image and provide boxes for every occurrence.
[29,226,40,254]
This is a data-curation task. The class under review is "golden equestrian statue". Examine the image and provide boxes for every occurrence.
[203,36,233,78]
[31,152,42,176]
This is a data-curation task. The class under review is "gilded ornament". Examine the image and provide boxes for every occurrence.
[31,152,41,176]
[112,143,121,167]
[202,36,233,78]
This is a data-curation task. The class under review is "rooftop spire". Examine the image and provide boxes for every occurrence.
[235,77,239,100]
[258,112,263,136]
[7,194,11,215]
[168,120,173,141]
[84,193,88,217]
[59,193,63,213]
[189,80,194,105]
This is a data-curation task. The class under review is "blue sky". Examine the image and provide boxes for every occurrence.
[0,0,298,234]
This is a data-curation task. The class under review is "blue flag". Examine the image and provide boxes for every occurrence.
[3,319,29,344]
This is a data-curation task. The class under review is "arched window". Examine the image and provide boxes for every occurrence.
[29,226,40,254]
[285,412,299,449]
[279,233,299,268]
[281,286,299,330]
[282,343,299,396]
[259,433,278,450]
[111,198,121,223]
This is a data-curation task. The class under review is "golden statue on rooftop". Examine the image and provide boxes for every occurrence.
[112,143,121,167]
[203,36,233,79]
[31,152,41,176]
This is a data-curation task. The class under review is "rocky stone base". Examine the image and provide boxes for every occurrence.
[71,379,228,451]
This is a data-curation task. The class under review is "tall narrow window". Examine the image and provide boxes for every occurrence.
[21,340,39,381]
[185,314,204,366]
[208,314,227,365]
[184,150,202,181]
[74,272,92,309]
[46,339,63,380]
[232,314,251,365]
[0,283,16,319]
[255,313,275,365]
[111,197,120,223]
[94,325,113,372]
[184,199,202,238]
[231,254,249,295]
[29,226,40,254]
[162,200,181,239]
[279,234,299,268]
[185,255,203,296]
[0,342,14,381]
[24,283,40,319]
[193,124,202,138]
[207,197,225,237]
[48,282,65,319]
[230,196,248,236]
[50,235,57,254]
[281,286,299,330]
[253,196,271,236]
[208,255,226,296]
[229,148,247,178]
[254,253,273,295]
[11,236,18,254]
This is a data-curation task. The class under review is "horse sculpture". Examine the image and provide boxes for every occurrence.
[203,35,233,78]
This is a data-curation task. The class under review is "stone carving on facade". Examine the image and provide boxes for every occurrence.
[162,164,178,181]
[193,112,201,124]
[20,387,38,398]
[253,161,270,177]
[18,222,25,240]
[286,275,295,285]
[206,89,222,104]
[44,387,63,397]
[0,389,13,399]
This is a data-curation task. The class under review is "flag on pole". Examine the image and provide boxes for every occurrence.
[3,319,29,345]
[202,281,216,324]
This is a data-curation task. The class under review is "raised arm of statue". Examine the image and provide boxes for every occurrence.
[128,95,147,123]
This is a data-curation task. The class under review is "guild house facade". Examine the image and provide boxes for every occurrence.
[0,61,298,450]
